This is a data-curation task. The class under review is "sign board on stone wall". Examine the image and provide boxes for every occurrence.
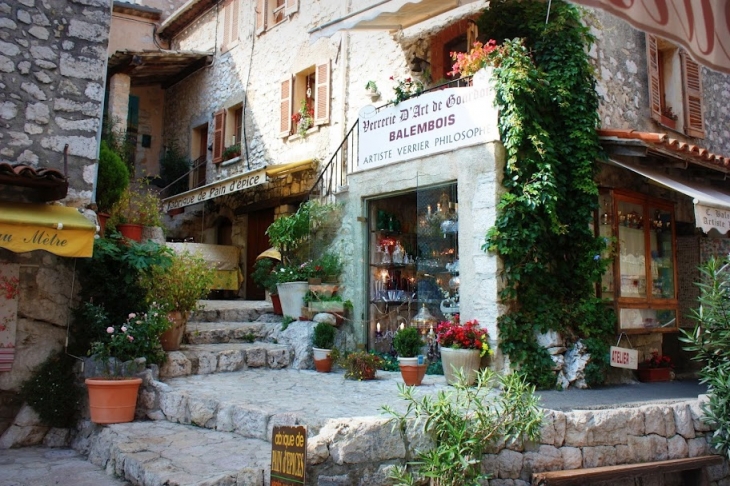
[694,203,730,234]
[270,425,307,486]
[355,69,497,173]
[610,346,638,370]
[161,168,267,212]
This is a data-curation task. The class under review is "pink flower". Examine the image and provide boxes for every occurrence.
[127,335,134,342]
[106,326,114,334]
[121,326,127,332]
[128,313,136,319]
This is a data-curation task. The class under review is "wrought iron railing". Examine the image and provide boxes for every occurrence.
[159,155,206,199]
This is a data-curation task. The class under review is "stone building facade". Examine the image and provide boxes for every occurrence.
[0,0,110,436]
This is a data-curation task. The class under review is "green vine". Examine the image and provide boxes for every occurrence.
[478,0,615,388]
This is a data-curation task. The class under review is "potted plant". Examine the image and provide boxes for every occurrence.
[637,351,674,382]
[312,322,336,373]
[109,182,163,241]
[252,257,282,315]
[222,143,241,161]
[85,303,169,424]
[435,316,491,386]
[140,251,215,351]
[96,140,130,236]
[338,351,383,381]
[392,326,427,386]
[291,99,314,137]
[365,80,380,101]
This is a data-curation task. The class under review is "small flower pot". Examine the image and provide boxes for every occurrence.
[398,357,427,386]
[159,310,188,351]
[312,347,333,373]
[637,367,672,382]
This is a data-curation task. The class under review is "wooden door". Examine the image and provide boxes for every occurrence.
[246,208,275,300]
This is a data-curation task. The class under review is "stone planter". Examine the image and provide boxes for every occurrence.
[637,367,672,382]
[440,347,481,386]
[312,347,333,373]
[277,281,309,319]
[85,377,142,424]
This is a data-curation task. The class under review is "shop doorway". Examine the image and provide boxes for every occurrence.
[246,208,275,300]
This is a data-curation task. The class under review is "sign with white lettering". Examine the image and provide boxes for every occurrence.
[270,425,306,486]
[695,203,730,234]
[161,169,267,212]
[610,346,638,370]
[355,70,497,172]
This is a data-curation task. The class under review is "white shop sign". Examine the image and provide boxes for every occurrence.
[161,169,267,212]
[610,346,638,370]
[695,203,730,234]
[355,69,497,172]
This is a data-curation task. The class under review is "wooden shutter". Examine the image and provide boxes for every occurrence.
[256,0,266,35]
[681,51,705,138]
[212,109,226,163]
[279,77,293,137]
[285,0,298,16]
[646,34,662,123]
[229,0,240,46]
[222,0,231,50]
[314,60,330,125]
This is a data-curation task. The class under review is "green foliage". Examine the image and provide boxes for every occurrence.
[480,0,614,388]
[160,141,190,196]
[96,140,130,213]
[281,315,295,331]
[680,256,730,459]
[337,351,383,381]
[392,327,425,358]
[426,359,444,375]
[383,368,542,486]
[312,322,336,349]
[140,251,214,312]
[374,351,400,372]
[222,143,241,160]
[20,352,81,428]
[108,181,164,228]
[251,258,279,294]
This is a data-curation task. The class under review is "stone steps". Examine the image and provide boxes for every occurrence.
[190,300,275,323]
[159,343,291,378]
[185,320,282,345]
[81,421,271,486]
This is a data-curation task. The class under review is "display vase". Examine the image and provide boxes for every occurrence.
[440,347,481,386]
[276,281,309,319]
[271,293,283,315]
[312,347,333,373]
[637,367,672,382]
[160,310,189,352]
[117,223,143,242]
[398,357,427,386]
[85,377,142,424]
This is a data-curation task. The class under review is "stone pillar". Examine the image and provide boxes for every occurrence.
[107,73,131,137]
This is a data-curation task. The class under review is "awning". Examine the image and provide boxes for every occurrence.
[568,0,730,75]
[309,0,482,41]
[0,202,96,257]
[107,50,213,88]
[608,158,730,234]
[265,159,318,178]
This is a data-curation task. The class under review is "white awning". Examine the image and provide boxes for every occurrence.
[309,0,483,41]
[608,158,730,233]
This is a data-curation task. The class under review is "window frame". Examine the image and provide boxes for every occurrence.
[279,61,330,138]
[221,0,240,53]
[256,0,298,35]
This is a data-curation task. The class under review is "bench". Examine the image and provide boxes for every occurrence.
[532,455,724,486]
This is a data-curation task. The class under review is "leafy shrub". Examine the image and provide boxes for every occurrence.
[20,352,81,428]
[338,351,382,380]
[312,322,336,349]
[392,327,424,357]
[96,140,130,213]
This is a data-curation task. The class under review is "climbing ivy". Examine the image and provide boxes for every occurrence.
[477,0,615,388]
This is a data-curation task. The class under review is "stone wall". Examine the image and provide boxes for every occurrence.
[0,0,110,207]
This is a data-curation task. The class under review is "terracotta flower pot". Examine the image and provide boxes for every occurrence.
[440,347,481,386]
[160,310,188,351]
[399,357,427,386]
[271,293,283,315]
[97,212,110,237]
[85,377,142,424]
[637,367,672,382]
[312,347,333,373]
[117,223,143,242]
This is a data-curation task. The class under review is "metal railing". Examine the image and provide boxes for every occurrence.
[309,76,473,202]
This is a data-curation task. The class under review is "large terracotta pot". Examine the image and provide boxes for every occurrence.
[271,293,283,315]
[160,310,188,351]
[85,377,142,424]
[440,348,481,386]
[117,223,143,242]
[398,357,427,386]
[276,281,309,319]
[312,347,333,373]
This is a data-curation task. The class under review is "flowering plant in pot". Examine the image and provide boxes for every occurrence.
[338,351,383,381]
[85,303,169,424]
[108,182,163,241]
[291,99,314,136]
[312,322,337,373]
[637,350,673,382]
[392,326,427,386]
[141,251,215,351]
[435,315,491,385]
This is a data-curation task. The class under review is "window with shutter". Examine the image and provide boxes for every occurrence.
[681,53,705,138]
[221,0,240,52]
[646,35,662,123]
[279,77,293,137]
[256,0,266,34]
[314,61,330,125]
[257,0,297,34]
[212,110,226,163]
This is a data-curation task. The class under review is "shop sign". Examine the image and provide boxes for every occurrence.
[695,203,730,234]
[355,69,497,172]
[270,425,306,486]
[610,346,638,370]
[161,169,267,212]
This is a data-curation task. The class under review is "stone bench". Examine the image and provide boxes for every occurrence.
[532,456,724,486]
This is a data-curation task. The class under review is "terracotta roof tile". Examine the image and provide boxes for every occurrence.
[0,162,68,201]
[598,129,730,171]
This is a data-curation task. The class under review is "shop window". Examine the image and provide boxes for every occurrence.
[221,0,240,53]
[647,34,705,138]
[429,19,479,82]
[190,123,208,188]
[256,0,298,34]
[595,188,678,333]
[279,61,330,137]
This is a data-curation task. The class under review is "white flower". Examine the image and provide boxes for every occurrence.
[129,313,136,319]
[106,326,114,334]
[121,326,127,332]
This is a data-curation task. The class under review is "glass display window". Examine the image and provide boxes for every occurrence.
[597,188,679,333]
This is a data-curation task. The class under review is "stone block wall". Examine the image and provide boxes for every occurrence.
[0,0,110,207]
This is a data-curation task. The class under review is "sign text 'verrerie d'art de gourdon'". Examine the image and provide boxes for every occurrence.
[356,69,498,172]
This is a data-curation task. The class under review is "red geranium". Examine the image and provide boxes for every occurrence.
[640,351,673,369]
[434,315,491,357]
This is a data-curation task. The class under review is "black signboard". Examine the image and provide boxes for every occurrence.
[270,425,307,486]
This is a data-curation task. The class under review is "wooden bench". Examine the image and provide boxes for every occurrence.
[532,456,724,486]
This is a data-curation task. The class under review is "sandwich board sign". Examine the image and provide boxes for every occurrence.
[270,425,306,486]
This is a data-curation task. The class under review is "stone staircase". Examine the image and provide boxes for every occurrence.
[72,300,440,486]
